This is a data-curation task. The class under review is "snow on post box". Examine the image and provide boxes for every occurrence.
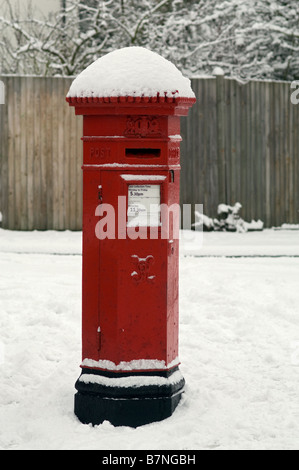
[66,47,196,428]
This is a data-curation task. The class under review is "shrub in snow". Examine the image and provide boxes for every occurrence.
[194,203,264,233]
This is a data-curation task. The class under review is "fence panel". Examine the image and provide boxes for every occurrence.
[0,76,83,231]
[0,75,298,230]
[180,76,299,227]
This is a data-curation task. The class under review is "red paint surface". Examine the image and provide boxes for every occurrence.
[67,97,195,372]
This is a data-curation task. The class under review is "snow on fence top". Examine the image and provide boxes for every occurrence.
[67,47,195,101]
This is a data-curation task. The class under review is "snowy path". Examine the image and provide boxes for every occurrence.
[0,229,299,449]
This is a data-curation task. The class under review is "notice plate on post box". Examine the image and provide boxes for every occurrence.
[128,185,161,227]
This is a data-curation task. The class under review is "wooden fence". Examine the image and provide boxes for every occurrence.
[0,75,298,230]
[180,76,299,228]
[0,76,83,231]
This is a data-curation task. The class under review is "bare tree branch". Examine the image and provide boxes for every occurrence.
[0,0,298,80]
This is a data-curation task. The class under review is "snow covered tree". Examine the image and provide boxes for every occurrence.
[0,0,298,80]
[238,0,299,80]
[0,0,175,76]
[157,0,299,80]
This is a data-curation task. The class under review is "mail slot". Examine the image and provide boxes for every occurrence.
[125,148,161,158]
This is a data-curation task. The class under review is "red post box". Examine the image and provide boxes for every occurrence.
[67,47,195,427]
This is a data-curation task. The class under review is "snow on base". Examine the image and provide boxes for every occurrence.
[180,229,299,257]
[79,370,183,389]
[0,228,82,255]
[244,220,264,231]
[1,228,299,449]
[276,224,299,230]
[81,358,179,372]
[67,47,195,99]
[1,228,299,258]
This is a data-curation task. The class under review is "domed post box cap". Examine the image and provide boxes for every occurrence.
[66,47,196,112]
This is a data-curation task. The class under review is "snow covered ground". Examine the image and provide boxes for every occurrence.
[1,228,299,450]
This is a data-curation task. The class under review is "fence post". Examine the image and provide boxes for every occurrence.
[0,77,8,228]
[0,80,4,104]
[215,68,227,204]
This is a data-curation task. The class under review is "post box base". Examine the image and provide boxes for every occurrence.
[74,366,185,428]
